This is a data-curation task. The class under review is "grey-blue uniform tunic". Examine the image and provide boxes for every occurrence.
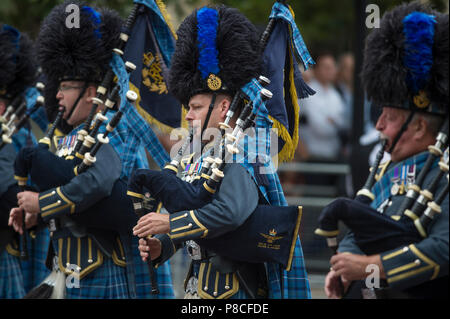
[37,140,130,298]
[339,151,449,298]
[155,162,262,299]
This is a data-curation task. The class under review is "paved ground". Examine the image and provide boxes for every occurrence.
[308,273,327,299]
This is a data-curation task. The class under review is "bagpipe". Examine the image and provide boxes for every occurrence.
[314,115,449,256]
[16,3,165,299]
[127,4,305,269]
[13,4,146,236]
[126,0,284,209]
[129,86,303,270]
[0,81,46,260]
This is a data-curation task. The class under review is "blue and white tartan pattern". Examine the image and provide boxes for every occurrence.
[122,128,149,178]
[108,129,174,298]
[20,228,51,293]
[111,25,310,297]
[110,54,171,170]
[266,240,311,299]
[133,0,176,68]
[0,249,26,299]
[96,111,142,180]
[269,2,315,70]
[10,123,49,296]
[121,102,170,169]
[371,151,436,210]
[240,79,287,205]
[121,135,174,298]
[227,79,311,298]
[25,86,49,133]
[48,124,132,299]
[65,257,129,299]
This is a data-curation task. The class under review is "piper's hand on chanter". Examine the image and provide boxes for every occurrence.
[330,252,386,282]
[8,207,25,234]
[133,212,170,237]
[324,268,350,299]
[138,237,162,262]
[17,191,40,215]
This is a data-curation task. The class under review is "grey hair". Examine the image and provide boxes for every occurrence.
[413,112,444,136]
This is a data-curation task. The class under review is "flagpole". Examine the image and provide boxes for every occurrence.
[260,1,287,50]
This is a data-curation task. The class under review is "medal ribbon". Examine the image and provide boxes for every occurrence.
[371,151,436,210]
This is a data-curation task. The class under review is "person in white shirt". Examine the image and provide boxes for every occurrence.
[301,53,346,161]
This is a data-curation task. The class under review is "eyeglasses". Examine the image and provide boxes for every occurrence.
[58,85,84,92]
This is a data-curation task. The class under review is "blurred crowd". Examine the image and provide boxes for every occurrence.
[280,52,357,197]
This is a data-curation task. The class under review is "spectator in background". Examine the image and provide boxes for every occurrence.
[335,53,355,150]
[280,66,313,195]
[301,53,346,162]
[335,53,355,196]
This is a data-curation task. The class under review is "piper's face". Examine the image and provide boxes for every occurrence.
[375,107,418,162]
[56,80,95,127]
[185,93,229,139]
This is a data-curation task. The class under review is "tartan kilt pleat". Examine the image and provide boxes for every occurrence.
[65,257,129,299]
[0,249,26,299]
[20,228,52,292]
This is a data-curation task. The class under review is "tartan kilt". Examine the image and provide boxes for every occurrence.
[131,236,175,299]
[0,249,26,299]
[266,237,311,299]
[20,228,51,292]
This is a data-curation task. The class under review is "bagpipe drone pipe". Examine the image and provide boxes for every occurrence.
[0,83,45,151]
[314,116,449,256]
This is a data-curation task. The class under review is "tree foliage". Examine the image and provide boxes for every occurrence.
[1,0,448,55]
[210,0,448,56]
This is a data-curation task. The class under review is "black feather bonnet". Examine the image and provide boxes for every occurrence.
[37,0,122,131]
[168,5,262,106]
[37,0,122,84]
[361,1,448,116]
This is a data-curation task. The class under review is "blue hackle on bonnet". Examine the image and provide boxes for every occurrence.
[403,11,437,94]
[82,6,102,39]
[196,7,220,79]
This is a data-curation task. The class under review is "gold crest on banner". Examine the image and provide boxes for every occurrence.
[142,51,168,95]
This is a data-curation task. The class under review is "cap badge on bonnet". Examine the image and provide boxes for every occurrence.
[207,74,222,91]
[413,90,430,109]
